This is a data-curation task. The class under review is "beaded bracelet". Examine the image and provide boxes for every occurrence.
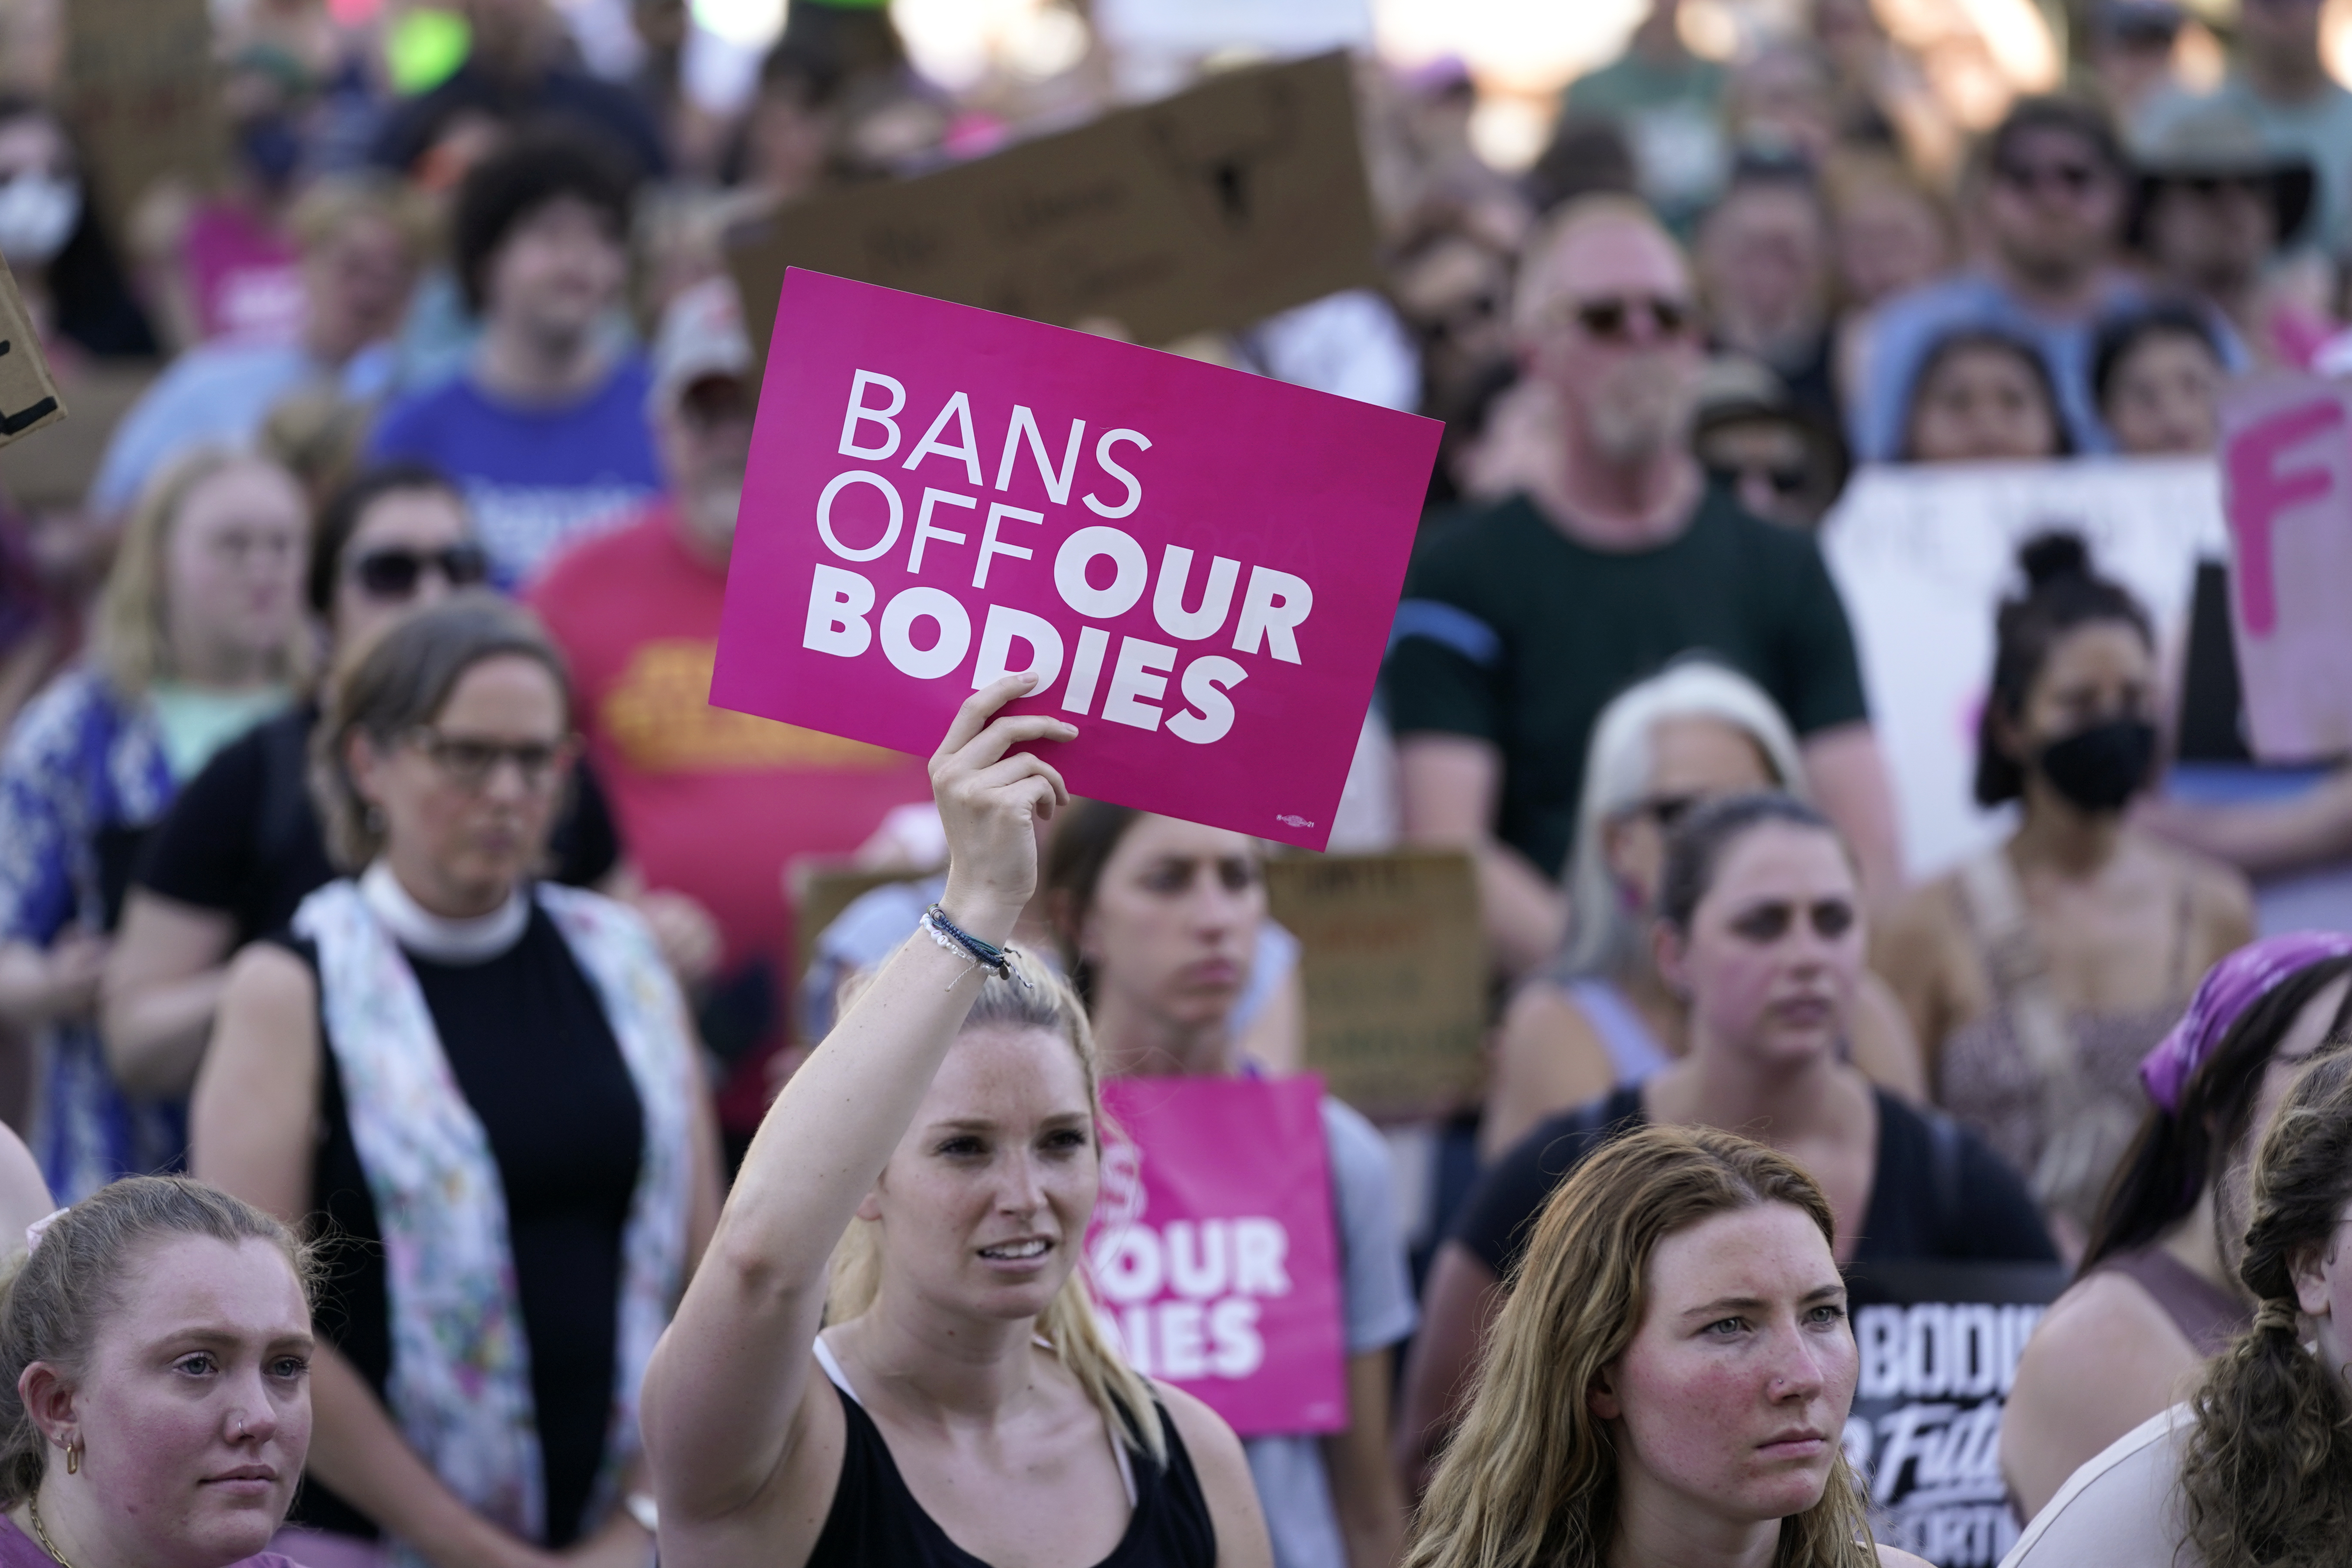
[921,903,1029,986]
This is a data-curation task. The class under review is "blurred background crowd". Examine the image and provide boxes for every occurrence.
[0,0,2348,1562]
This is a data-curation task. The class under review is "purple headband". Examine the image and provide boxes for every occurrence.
[2140,931,2352,1114]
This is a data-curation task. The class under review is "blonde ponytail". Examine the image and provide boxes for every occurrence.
[823,951,1167,1465]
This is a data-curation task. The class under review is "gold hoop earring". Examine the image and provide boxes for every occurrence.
[63,1442,78,1476]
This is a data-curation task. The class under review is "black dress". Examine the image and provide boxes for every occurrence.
[274,906,645,1547]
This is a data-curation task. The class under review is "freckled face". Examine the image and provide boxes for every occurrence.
[68,1237,314,1568]
[1594,1203,1857,1525]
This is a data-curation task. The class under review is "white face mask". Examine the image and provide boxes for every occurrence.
[0,173,81,268]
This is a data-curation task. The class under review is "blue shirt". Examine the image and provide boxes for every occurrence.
[1850,271,2149,463]
[365,359,663,589]
[90,342,397,516]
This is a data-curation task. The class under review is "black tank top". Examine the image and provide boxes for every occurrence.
[804,1348,1217,1568]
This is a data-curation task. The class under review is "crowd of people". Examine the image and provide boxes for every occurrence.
[0,0,2349,1565]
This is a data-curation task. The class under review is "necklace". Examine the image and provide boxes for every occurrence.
[26,1496,73,1568]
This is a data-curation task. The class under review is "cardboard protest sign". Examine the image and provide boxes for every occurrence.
[2218,372,2352,761]
[1821,460,2225,880]
[64,0,226,235]
[0,257,64,451]
[710,269,1438,851]
[725,52,1380,358]
[1841,1261,2070,1568]
[1088,1075,1346,1435]
[1264,850,1486,1119]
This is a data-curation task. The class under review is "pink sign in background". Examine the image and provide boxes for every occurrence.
[1087,1076,1346,1437]
[711,269,1441,850]
[2220,372,2352,761]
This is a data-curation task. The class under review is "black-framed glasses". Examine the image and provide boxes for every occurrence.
[350,543,490,600]
[404,727,574,792]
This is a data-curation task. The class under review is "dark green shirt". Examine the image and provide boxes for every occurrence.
[1383,488,1869,879]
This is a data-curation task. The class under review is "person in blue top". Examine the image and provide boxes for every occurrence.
[1849,96,2172,463]
[0,451,311,1201]
[365,126,661,590]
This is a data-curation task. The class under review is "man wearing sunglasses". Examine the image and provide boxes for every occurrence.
[1385,197,1900,978]
[529,279,935,1159]
[1848,96,2156,463]
[2127,103,2315,369]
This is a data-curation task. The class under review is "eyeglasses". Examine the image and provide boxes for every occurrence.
[677,375,754,433]
[1994,159,2108,198]
[1544,294,1696,343]
[350,543,490,600]
[404,727,574,792]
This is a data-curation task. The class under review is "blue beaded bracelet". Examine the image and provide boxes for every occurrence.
[921,904,1028,985]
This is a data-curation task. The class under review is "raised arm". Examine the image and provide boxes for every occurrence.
[640,677,1074,1525]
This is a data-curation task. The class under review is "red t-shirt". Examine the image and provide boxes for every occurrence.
[530,506,934,1130]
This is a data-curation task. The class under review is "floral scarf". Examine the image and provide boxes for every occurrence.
[294,878,695,1562]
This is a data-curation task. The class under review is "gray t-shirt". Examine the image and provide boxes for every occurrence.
[1243,1097,1418,1568]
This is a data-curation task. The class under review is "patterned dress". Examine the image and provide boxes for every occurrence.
[0,665,182,1199]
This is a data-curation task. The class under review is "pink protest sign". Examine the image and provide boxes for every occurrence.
[711,269,1440,850]
[1088,1075,1345,1436]
[2220,372,2352,760]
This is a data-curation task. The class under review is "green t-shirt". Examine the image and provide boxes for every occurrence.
[1382,488,1869,880]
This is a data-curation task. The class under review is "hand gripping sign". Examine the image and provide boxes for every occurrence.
[711,270,1440,850]
[1087,1075,1346,1436]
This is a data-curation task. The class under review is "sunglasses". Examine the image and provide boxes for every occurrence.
[1995,159,2107,198]
[1707,462,1812,497]
[404,727,574,792]
[1729,898,1858,943]
[350,543,490,600]
[1634,794,1704,830]
[1548,294,1695,343]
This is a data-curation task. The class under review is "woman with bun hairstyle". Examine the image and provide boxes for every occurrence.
[0,1176,317,1568]
[1397,794,2052,1493]
[1874,533,2252,1254]
[2004,1043,2352,1565]
[640,676,1271,1568]
[1403,1123,1931,1568]
[2001,936,2352,1519]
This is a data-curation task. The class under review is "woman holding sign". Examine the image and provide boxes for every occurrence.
[640,676,1270,1568]
[1045,802,1419,1568]
[1402,1123,1932,1568]
[1398,794,2057,1491]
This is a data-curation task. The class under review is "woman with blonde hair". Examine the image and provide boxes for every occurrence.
[1404,1123,1929,1568]
[2004,1045,2352,1566]
[1483,661,1921,1160]
[641,676,1270,1568]
[0,447,309,1199]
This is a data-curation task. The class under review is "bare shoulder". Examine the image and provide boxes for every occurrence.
[2135,832,2253,933]
[217,941,319,1039]
[1152,1380,1248,1476]
[1876,1548,1935,1567]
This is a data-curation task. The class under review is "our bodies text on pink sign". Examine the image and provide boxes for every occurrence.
[1087,1076,1347,1437]
[711,270,1439,849]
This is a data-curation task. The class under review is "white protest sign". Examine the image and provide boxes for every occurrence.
[1820,459,2225,881]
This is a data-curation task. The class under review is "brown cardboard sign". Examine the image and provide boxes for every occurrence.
[0,256,66,452]
[64,0,226,230]
[728,51,1379,358]
[1265,850,1486,1120]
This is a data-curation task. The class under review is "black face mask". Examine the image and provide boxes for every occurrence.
[2036,718,2157,814]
